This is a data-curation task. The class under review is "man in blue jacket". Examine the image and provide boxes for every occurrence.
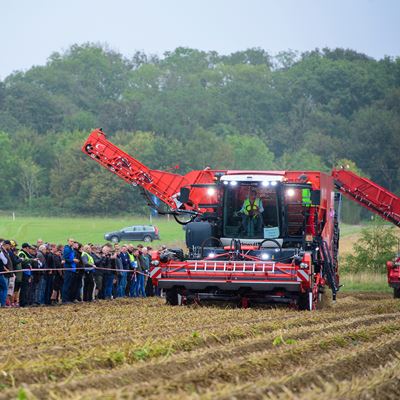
[62,238,78,303]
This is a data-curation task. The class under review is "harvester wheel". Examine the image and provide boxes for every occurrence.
[166,288,179,306]
[394,287,400,299]
[298,290,313,311]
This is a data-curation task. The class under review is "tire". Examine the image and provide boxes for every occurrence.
[110,236,119,243]
[298,290,313,311]
[394,287,400,299]
[143,235,152,242]
[166,288,179,306]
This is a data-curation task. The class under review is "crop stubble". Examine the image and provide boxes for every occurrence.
[0,292,399,400]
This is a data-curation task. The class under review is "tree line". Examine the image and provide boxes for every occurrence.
[0,44,399,219]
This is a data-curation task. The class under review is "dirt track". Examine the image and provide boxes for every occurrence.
[0,292,399,399]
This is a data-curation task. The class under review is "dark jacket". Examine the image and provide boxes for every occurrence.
[100,254,116,276]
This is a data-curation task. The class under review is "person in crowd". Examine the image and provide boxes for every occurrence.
[62,238,79,304]
[90,244,103,300]
[5,240,22,306]
[11,241,23,306]
[129,247,139,297]
[1,240,14,306]
[101,245,116,300]
[18,243,35,307]
[145,246,155,297]
[126,245,135,296]
[135,248,147,298]
[0,242,11,307]
[44,243,56,305]
[118,245,130,298]
[141,247,151,296]
[35,244,48,305]
[81,244,95,302]
[50,244,64,305]
[71,242,84,302]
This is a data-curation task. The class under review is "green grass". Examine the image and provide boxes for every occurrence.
[340,272,392,293]
[0,215,184,246]
[339,223,364,238]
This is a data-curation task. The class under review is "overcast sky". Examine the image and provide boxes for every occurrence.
[1,0,399,79]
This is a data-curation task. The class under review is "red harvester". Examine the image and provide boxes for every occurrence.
[83,129,400,308]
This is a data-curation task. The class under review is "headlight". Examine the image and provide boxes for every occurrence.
[300,262,308,269]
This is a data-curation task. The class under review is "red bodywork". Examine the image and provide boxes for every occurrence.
[387,258,400,289]
[83,129,400,304]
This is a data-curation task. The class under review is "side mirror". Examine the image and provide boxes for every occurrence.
[179,187,190,204]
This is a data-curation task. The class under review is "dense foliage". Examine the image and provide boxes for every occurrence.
[0,44,399,217]
[343,221,398,273]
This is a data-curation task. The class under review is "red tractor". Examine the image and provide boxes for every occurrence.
[83,129,400,308]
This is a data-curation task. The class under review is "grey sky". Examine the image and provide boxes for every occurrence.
[1,0,399,79]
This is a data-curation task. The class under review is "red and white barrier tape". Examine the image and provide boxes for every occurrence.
[0,265,151,277]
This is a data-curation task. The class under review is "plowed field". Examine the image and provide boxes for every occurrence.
[1,293,399,399]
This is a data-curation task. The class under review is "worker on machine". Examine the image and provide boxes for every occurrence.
[239,188,264,237]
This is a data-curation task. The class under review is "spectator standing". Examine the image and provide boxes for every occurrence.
[101,246,116,300]
[11,241,23,306]
[0,246,10,307]
[71,242,84,302]
[118,245,130,298]
[35,245,48,305]
[18,243,34,307]
[129,248,139,297]
[135,249,146,298]
[62,238,78,304]
[1,240,14,306]
[91,245,103,300]
[44,244,56,305]
[50,245,63,304]
[81,245,95,301]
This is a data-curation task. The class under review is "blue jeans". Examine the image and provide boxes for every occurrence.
[104,274,114,299]
[62,270,75,303]
[44,274,54,305]
[33,275,46,304]
[136,274,146,298]
[129,272,138,297]
[0,275,8,307]
[117,272,127,297]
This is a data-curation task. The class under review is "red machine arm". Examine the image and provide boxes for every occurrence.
[332,169,400,227]
[82,129,217,213]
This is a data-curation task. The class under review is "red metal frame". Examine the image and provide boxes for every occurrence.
[82,129,217,212]
[332,169,400,227]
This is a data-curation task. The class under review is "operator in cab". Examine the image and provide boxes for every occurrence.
[239,188,264,236]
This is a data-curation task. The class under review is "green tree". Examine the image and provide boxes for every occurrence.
[343,221,398,273]
[227,134,275,170]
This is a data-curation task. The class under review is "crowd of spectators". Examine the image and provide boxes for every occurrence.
[0,238,162,308]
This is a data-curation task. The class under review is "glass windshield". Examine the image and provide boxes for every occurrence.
[223,183,280,239]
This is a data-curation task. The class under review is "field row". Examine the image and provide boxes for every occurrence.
[0,292,399,399]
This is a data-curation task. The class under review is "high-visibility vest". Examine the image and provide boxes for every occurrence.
[18,250,32,276]
[243,198,262,216]
[81,251,95,266]
[302,188,312,207]
[128,252,137,268]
